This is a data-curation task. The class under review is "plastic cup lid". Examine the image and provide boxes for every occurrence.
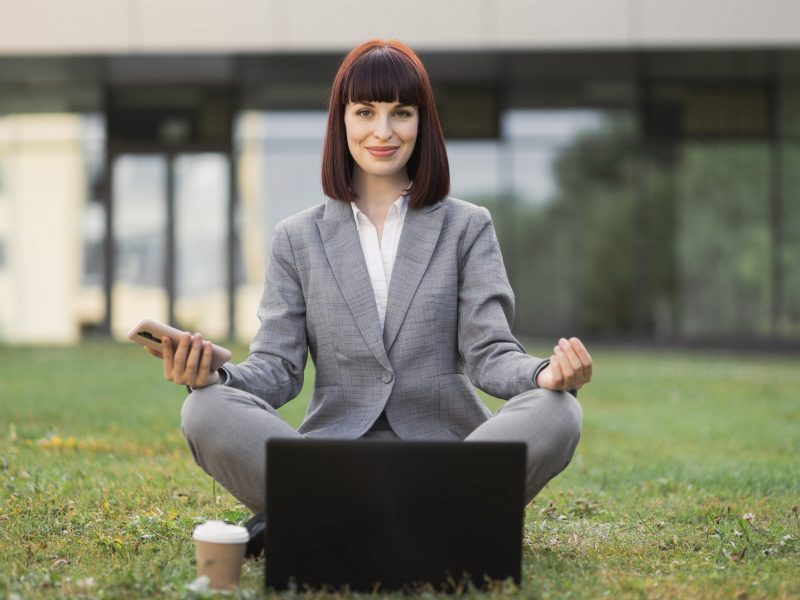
[192,520,249,544]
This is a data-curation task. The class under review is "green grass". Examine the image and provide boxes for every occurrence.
[1,342,798,599]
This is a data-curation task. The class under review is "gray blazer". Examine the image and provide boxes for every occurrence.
[222,197,545,440]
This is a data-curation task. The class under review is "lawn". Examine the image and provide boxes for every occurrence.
[0,342,798,599]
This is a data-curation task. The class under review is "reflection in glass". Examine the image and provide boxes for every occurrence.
[447,141,501,203]
[502,109,637,337]
[174,153,229,339]
[233,111,326,342]
[76,115,107,335]
[780,86,800,135]
[675,143,771,338]
[780,144,800,337]
[503,110,607,142]
[79,116,106,289]
[111,155,168,338]
[260,111,326,232]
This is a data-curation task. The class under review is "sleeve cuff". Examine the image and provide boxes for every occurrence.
[531,359,551,388]
[185,367,229,394]
[531,359,579,398]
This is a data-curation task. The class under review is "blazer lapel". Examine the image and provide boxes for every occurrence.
[383,201,446,353]
[317,199,392,372]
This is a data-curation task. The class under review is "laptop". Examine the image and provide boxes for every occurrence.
[264,439,526,592]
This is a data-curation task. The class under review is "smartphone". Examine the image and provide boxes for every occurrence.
[127,318,232,372]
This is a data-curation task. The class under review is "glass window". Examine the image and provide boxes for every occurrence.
[501,109,637,337]
[233,110,326,342]
[780,85,800,137]
[77,115,107,335]
[447,141,502,203]
[259,111,327,231]
[174,153,229,340]
[646,84,769,138]
[81,202,105,287]
[111,155,168,338]
[780,143,800,337]
[674,142,771,338]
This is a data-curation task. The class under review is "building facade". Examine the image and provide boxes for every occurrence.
[1,0,799,344]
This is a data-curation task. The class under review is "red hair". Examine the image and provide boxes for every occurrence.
[321,39,450,209]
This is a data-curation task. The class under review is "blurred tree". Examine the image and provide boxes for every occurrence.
[475,119,788,342]
[780,144,800,337]
[502,114,666,338]
[674,143,771,338]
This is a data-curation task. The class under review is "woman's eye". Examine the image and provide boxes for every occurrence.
[356,109,372,117]
[394,110,413,118]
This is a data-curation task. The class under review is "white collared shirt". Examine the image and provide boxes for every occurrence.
[351,195,409,332]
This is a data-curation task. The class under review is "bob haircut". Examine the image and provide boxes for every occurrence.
[321,39,450,209]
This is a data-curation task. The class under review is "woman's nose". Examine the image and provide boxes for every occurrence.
[373,114,392,140]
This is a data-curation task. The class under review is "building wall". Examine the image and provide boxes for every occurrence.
[1,0,799,55]
[1,2,800,345]
[0,115,84,344]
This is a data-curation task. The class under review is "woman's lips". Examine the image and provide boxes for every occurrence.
[366,146,399,158]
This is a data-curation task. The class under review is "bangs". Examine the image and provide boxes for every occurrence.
[323,39,450,207]
[343,48,424,106]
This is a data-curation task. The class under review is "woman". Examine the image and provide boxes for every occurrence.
[154,39,591,554]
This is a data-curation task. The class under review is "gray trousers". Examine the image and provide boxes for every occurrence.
[181,386,583,513]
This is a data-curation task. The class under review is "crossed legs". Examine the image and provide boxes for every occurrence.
[181,386,300,513]
[466,388,582,504]
[181,386,582,513]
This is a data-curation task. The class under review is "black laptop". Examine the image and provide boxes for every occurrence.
[264,438,526,592]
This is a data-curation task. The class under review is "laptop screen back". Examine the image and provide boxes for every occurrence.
[265,439,526,592]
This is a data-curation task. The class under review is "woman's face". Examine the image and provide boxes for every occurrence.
[343,100,419,182]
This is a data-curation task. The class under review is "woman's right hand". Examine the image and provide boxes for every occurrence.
[145,332,221,389]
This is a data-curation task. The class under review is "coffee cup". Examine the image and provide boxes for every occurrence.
[192,520,249,590]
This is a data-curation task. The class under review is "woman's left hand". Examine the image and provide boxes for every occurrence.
[535,337,593,392]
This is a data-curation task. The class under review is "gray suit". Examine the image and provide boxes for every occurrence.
[181,197,582,512]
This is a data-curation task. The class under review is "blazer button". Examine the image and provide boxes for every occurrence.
[382,371,394,384]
